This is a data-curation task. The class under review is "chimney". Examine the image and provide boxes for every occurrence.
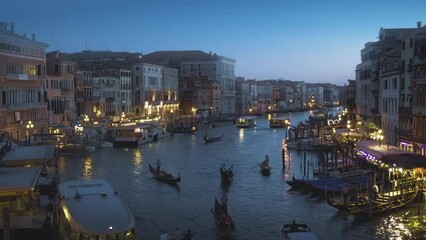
[32,33,35,41]
[0,23,6,33]
[417,21,422,28]
[10,23,14,33]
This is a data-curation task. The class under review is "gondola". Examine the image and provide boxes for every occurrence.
[220,165,234,184]
[149,164,181,183]
[211,198,235,236]
[344,190,419,218]
[285,175,312,190]
[259,160,271,176]
[326,196,369,212]
[280,220,319,240]
[204,134,223,143]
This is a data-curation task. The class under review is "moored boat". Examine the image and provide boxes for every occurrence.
[344,190,419,218]
[99,140,113,148]
[148,164,181,183]
[56,179,136,239]
[57,143,94,156]
[280,220,319,240]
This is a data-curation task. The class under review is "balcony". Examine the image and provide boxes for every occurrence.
[395,128,412,138]
[6,103,42,111]
[398,107,411,115]
[417,77,426,85]
[6,74,38,81]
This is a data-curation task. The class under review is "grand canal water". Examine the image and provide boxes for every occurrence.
[57,111,426,240]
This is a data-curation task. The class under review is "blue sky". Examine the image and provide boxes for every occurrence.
[3,0,426,85]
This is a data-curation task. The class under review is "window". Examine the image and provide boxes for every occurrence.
[410,38,413,48]
[393,78,397,89]
[383,80,388,90]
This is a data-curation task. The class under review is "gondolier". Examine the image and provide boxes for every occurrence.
[156,159,161,172]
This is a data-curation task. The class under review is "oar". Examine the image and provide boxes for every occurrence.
[187,208,211,222]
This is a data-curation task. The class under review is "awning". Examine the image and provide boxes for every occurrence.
[356,140,426,168]
[382,153,426,168]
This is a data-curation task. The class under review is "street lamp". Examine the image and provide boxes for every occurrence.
[346,120,351,139]
[26,121,34,146]
[378,129,383,147]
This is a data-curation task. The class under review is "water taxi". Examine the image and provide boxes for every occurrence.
[235,116,256,128]
[109,123,162,147]
[269,117,291,128]
[57,179,136,240]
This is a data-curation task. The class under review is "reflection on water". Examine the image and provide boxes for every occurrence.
[58,111,426,240]
[83,156,93,178]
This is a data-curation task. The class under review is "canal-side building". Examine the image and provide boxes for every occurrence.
[46,51,76,133]
[356,26,416,139]
[94,70,120,118]
[396,26,418,150]
[411,25,426,156]
[132,62,164,119]
[60,50,144,120]
[380,46,400,146]
[162,67,180,121]
[144,50,236,117]
[0,22,49,143]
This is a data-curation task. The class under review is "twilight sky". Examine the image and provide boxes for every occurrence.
[3,0,426,85]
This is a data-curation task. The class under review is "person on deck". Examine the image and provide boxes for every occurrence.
[156,158,161,172]
[373,184,379,200]
[342,184,349,203]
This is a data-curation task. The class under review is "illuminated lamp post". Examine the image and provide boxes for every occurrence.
[346,120,351,140]
[26,121,34,146]
[378,129,383,147]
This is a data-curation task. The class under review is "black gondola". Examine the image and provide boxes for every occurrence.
[220,165,234,184]
[342,190,418,218]
[211,198,235,236]
[259,160,271,176]
[149,164,181,183]
[204,134,224,143]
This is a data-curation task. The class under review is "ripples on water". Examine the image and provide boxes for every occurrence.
[58,111,426,240]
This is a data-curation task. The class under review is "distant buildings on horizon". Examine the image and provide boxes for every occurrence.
[0,21,346,144]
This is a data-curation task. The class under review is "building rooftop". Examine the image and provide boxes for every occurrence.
[1,145,55,166]
[0,167,41,191]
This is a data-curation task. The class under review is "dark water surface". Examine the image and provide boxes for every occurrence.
[58,111,426,240]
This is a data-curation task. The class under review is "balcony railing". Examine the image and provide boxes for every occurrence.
[371,108,379,114]
[398,107,411,115]
[417,77,426,85]
[395,128,412,138]
[7,74,38,81]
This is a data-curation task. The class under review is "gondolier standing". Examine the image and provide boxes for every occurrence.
[156,158,161,172]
